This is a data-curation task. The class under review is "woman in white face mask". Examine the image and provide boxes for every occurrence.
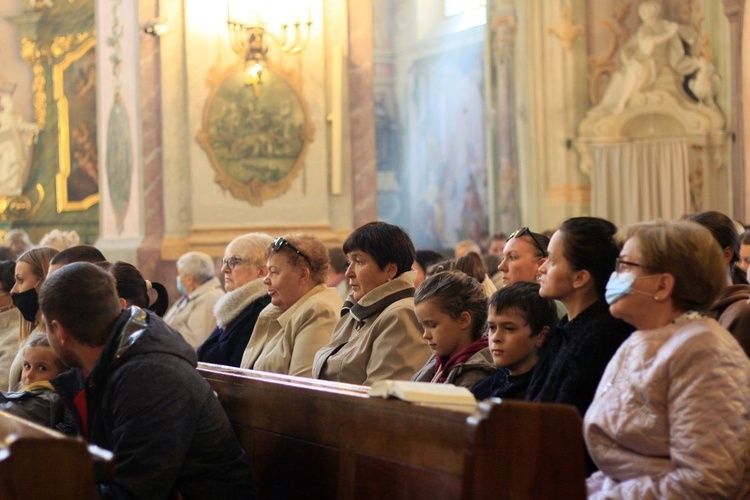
[586,220,750,498]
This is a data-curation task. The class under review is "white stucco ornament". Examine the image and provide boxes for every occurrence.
[0,90,39,197]
[587,0,700,118]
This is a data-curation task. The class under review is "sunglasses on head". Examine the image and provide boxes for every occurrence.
[508,227,548,258]
[271,237,313,267]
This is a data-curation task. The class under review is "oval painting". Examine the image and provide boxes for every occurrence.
[198,63,313,205]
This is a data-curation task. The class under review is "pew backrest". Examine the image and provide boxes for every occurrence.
[0,411,113,500]
[462,399,587,499]
[198,363,586,500]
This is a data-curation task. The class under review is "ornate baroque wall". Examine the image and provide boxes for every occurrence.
[1,0,99,243]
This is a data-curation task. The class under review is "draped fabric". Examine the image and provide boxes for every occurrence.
[591,138,691,226]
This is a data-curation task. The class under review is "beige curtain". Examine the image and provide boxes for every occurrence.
[591,138,691,226]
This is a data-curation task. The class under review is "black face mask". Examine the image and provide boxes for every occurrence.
[12,288,39,323]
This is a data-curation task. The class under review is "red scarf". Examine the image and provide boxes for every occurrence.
[434,337,488,383]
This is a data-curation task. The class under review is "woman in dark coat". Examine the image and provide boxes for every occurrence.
[197,233,273,367]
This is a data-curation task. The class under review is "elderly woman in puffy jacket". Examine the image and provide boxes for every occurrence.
[585,219,750,498]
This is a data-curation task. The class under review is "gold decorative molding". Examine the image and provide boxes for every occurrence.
[20,38,47,129]
[545,183,591,204]
[490,13,517,65]
[548,1,584,52]
[0,183,45,221]
[18,31,94,131]
[52,34,99,213]
[161,225,352,259]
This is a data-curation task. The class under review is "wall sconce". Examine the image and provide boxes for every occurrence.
[143,18,169,37]
[226,4,312,90]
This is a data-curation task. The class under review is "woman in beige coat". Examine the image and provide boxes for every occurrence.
[241,233,342,377]
[312,222,430,386]
[164,251,224,349]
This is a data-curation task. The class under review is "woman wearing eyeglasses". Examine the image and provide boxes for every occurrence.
[197,233,273,367]
[240,233,342,377]
[585,220,750,498]
[498,227,550,286]
[529,217,633,421]
[312,222,431,385]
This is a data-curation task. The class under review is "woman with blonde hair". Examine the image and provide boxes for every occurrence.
[7,246,59,390]
[586,219,750,497]
[241,233,342,377]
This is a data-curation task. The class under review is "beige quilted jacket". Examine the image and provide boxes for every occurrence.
[584,317,750,499]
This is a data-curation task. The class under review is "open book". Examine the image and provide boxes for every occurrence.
[369,380,477,413]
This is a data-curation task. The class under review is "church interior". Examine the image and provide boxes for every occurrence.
[0,0,747,297]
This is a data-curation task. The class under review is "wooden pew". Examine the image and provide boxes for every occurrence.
[0,411,113,500]
[199,363,587,500]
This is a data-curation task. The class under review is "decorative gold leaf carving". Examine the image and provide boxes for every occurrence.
[548,1,584,52]
[31,62,46,129]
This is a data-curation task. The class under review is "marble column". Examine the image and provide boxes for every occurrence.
[347,0,378,226]
[96,0,146,263]
[724,0,746,220]
[487,0,520,233]
[515,0,589,231]
[136,0,165,281]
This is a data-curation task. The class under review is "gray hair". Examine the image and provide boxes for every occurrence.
[176,251,215,284]
[227,233,273,268]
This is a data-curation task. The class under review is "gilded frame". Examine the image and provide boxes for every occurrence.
[53,35,99,213]
[197,61,314,205]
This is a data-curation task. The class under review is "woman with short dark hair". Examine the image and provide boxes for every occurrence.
[312,222,430,385]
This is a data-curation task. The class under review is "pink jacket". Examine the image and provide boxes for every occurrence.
[584,316,750,499]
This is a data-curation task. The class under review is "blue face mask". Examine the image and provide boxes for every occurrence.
[605,271,656,305]
[605,272,636,305]
[176,276,187,296]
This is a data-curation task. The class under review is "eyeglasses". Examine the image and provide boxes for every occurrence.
[271,237,313,267]
[615,258,647,273]
[508,227,548,258]
[222,256,244,270]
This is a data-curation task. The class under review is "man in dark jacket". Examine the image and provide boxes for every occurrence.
[41,262,254,499]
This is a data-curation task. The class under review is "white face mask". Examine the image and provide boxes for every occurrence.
[605,271,656,305]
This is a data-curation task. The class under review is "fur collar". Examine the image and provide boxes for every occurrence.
[214,278,268,328]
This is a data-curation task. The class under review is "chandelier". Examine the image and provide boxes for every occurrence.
[226,4,312,89]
